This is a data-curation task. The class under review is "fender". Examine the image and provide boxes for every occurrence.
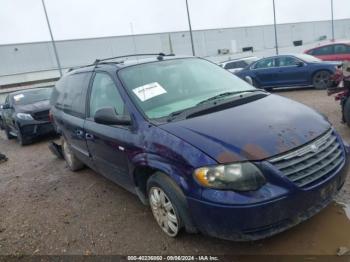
[130,152,196,197]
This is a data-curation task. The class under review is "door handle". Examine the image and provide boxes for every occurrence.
[75,130,84,137]
[85,133,94,140]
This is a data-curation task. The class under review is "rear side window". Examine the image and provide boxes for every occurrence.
[89,72,127,118]
[311,45,334,56]
[334,44,350,54]
[52,72,92,117]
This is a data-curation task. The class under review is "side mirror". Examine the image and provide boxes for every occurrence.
[296,61,304,67]
[94,107,131,126]
[2,104,12,110]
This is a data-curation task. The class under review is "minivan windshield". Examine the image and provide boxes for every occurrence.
[12,88,52,106]
[118,58,255,119]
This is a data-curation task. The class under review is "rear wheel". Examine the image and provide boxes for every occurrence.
[62,137,84,171]
[313,71,331,89]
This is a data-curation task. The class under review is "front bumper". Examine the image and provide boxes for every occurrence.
[187,151,349,241]
[20,122,55,139]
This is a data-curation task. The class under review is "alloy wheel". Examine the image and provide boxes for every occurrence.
[149,187,179,237]
[314,71,331,89]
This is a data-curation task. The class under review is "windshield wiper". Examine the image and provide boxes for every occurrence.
[164,90,265,122]
[166,108,194,122]
[196,90,262,106]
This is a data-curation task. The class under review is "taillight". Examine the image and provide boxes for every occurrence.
[335,91,348,101]
[49,110,53,122]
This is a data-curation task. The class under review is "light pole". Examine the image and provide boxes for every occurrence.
[272,0,279,55]
[41,0,63,77]
[331,0,335,41]
[185,0,196,56]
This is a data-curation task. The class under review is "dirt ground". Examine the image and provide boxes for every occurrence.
[1,88,350,256]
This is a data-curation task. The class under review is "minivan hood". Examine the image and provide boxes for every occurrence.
[160,95,331,163]
[16,100,50,113]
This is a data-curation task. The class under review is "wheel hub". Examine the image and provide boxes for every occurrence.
[149,187,179,237]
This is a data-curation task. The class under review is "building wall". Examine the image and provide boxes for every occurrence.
[1,19,349,86]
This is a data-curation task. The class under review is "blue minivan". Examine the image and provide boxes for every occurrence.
[50,54,349,241]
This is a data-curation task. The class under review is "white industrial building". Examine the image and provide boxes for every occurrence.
[0,18,349,87]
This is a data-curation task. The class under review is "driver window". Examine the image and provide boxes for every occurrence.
[254,58,275,69]
[89,73,126,118]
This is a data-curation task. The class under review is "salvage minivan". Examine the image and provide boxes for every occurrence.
[50,54,349,241]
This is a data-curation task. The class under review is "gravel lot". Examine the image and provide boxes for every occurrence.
[0,88,350,256]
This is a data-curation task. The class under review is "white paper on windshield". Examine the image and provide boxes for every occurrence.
[132,82,167,102]
[13,94,24,101]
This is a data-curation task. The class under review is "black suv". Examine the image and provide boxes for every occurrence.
[2,87,55,145]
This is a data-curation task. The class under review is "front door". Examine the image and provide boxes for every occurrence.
[84,72,133,189]
[275,56,309,86]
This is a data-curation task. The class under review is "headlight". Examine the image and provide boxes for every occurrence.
[194,162,266,192]
[16,113,34,120]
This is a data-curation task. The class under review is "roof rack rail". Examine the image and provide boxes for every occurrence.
[67,53,175,72]
[67,63,95,72]
[93,53,175,65]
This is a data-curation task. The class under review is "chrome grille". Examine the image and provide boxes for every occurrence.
[269,129,344,188]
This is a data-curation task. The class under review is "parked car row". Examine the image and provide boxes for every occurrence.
[1,53,349,242]
[220,41,350,91]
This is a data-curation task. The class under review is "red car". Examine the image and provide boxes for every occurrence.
[305,41,350,62]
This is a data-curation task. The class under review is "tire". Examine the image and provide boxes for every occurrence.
[17,127,31,146]
[343,98,350,128]
[4,125,15,140]
[62,136,84,171]
[147,172,197,237]
[313,70,332,89]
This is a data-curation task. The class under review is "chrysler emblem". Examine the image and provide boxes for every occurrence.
[310,144,319,153]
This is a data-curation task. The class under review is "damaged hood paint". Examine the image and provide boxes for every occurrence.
[160,94,331,163]
[15,100,51,113]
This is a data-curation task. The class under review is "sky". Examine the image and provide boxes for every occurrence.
[0,0,349,45]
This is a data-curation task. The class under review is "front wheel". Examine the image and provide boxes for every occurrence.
[147,173,197,237]
[313,71,331,89]
[148,186,181,237]
[17,127,31,146]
